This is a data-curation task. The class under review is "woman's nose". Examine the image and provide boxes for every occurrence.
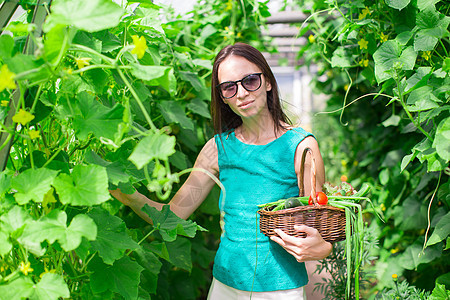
[236,82,249,98]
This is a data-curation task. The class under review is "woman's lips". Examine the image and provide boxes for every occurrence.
[238,100,254,109]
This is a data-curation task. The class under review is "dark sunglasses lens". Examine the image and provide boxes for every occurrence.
[219,82,237,98]
[242,74,261,91]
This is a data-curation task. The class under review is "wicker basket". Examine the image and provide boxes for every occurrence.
[258,147,347,243]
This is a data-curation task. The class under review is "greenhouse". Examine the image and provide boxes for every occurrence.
[0,0,448,299]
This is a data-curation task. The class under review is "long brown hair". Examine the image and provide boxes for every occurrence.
[211,43,290,135]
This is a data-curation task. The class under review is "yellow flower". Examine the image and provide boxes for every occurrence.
[392,274,398,280]
[359,59,369,67]
[0,64,17,92]
[12,109,35,125]
[380,32,389,43]
[236,32,242,38]
[19,261,34,275]
[358,39,369,50]
[1,100,8,107]
[380,203,386,211]
[422,51,432,61]
[344,84,349,91]
[341,159,348,167]
[390,248,399,254]
[75,57,92,70]
[358,7,371,20]
[28,129,40,139]
[308,34,315,43]
[225,0,233,11]
[358,12,367,20]
[131,35,148,59]
[40,267,56,278]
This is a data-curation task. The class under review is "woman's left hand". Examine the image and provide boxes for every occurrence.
[270,225,332,262]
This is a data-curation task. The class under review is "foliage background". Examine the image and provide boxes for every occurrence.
[286,0,449,298]
[0,0,448,299]
[0,0,270,299]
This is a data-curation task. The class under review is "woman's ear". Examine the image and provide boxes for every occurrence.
[265,80,272,92]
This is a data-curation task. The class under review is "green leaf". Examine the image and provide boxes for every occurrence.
[401,152,417,172]
[426,212,450,247]
[85,151,131,185]
[89,255,144,299]
[386,0,410,10]
[44,0,124,33]
[414,7,450,51]
[406,86,441,112]
[72,91,125,140]
[399,240,442,269]
[0,34,14,59]
[128,131,176,169]
[0,231,12,256]
[405,67,432,93]
[166,237,192,272]
[132,6,164,34]
[0,277,34,300]
[11,168,58,205]
[187,98,211,118]
[331,47,352,68]
[134,246,162,275]
[429,283,450,300]
[18,210,97,254]
[158,100,195,131]
[179,71,205,92]
[436,273,450,290]
[88,207,139,264]
[417,0,440,11]
[144,241,170,261]
[53,164,110,206]
[0,205,33,235]
[30,273,70,300]
[141,205,206,242]
[373,41,417,83]
[0,171,11,197]
[381,114,401,127]
[130,64,171,81]
[4,55,51,82]
[44,25,73,64]
[443,58,450,73]
[433,118,450,161]
[130,64,176,95]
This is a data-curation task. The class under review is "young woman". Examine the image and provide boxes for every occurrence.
[110,43,332,299]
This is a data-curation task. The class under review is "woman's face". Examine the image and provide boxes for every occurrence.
[217,55,272,120]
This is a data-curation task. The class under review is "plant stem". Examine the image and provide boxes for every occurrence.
[422,171,442,253]
[116,68,157,131]
[395,76,434,142]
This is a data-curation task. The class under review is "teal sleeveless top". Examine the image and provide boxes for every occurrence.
[212,127,313,292]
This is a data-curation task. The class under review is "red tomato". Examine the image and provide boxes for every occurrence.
[308,192,328,205]
[317,192,328,205]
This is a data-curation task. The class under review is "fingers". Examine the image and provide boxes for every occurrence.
[294,225,319,236]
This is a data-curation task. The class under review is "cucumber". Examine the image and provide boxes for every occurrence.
[284,197,302,209]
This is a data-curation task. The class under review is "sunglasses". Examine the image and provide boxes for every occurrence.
[216,73,263,99]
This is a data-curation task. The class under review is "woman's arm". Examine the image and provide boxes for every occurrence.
[110,138,219,223]
[270,136,332,262]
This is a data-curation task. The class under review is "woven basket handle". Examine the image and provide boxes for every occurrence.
[298,147,317,205]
